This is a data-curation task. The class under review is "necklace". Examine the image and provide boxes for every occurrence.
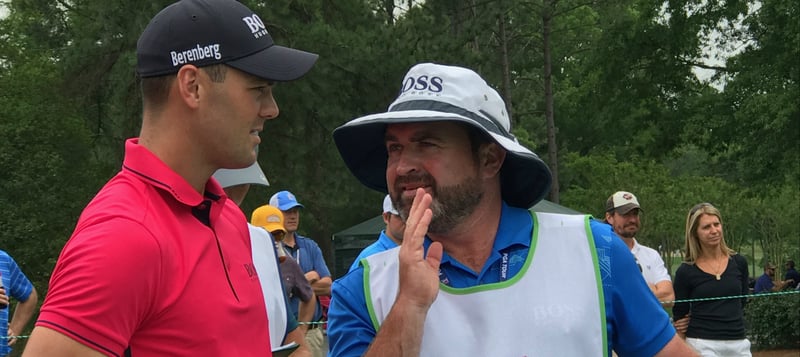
[701,256,726,280]
[713,256,726,280]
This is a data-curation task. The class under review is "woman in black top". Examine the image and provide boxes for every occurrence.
[672,203,751,356]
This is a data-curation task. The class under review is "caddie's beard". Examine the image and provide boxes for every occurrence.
[395,173,483,234]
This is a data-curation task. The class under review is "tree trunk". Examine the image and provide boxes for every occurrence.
[498,5,513,122]
[542,0,560,203]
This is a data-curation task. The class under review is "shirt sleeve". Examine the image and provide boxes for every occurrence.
[672,264,692,319]
[285,300,298,334]
[306,240,331,278]
[592,222,675,357]
[735,255,749,307]
[5,254,34,302]
[36,218,162,356]
[649,249,672,284]
[327,269,374,357]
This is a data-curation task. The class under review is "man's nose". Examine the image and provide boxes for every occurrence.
[260,94,279,119]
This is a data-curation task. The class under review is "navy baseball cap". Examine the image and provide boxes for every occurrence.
[269,190,304,211]
[136,0,318,80]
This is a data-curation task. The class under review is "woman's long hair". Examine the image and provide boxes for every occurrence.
[683,203,735,263]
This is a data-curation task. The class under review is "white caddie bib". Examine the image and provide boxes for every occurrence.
[364,213,606,357]
[249,224,288,347]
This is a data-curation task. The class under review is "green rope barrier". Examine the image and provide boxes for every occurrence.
[0,335,29,339]
[664,289,800,304]
[296,321,326,325]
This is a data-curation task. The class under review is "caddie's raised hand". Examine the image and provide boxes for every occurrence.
[397,188,443,311]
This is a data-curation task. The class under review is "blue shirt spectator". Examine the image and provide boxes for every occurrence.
[0,250,37,356]
[754,262,784,293]
[348,231,398,272]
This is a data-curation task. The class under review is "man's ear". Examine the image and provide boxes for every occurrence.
[175,65,202,109]
[480,142,506,178]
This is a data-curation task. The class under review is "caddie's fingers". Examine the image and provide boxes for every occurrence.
[405,188,431,241]
[426,240,443,270]
[411,197,432,242]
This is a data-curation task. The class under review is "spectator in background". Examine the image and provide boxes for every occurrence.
[24,0,318,355]
[348,194,405,272]
[784,260,800,290]
[0,250,38,357]
[269,190,331,357]
[673,203,751,356]
[605,191,675,306]
[754,262,788,293]
[213,161,310,356]
[251,204,316,337]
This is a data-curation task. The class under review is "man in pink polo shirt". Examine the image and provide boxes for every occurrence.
[24,0,317,356]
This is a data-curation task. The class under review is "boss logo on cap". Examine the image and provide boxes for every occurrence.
[401,75,444,95]
[242,14,269,39]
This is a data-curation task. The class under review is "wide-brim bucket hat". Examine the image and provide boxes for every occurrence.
[332,63,551,208]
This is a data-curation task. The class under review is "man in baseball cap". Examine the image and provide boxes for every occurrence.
[136,0,317,80]
[268,190,330,357]
[605,191,674,306]
[327,63,696,356]
[212,164,313,355]
[27,0,317,355]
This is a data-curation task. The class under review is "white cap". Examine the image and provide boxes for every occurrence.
[382,194,398,215]
[212,161,269,188]
[606,191,642,214]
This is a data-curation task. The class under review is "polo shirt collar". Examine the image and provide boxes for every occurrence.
[425,201,532,266]
[121,138,225,207]
[378,230,400,250]
[630,238,641,254]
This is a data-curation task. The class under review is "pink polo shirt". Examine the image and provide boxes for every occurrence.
[36,139,271,356]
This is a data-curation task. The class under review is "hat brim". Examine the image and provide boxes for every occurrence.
[227,45,318,81]
[276,202,304,211]
[213,161,269,188]
[333,110,552,208]
[612,203,641,215]
[263,223,286,233]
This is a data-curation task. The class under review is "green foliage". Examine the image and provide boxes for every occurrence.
[0,55,101,295]
[745,294,800,350]
[0,3,797,351]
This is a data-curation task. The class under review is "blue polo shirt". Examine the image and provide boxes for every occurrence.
[282,234,331,322]
[348,231,399,273]
[328,203,675,357]
[0,250,34,356]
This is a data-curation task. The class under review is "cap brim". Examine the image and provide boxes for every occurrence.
[333,110,552,208]
[264,223,286,233]
[277,202,304,211]
[213,162,269,188]
[227,45,318,81]
[614,203,641,215]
